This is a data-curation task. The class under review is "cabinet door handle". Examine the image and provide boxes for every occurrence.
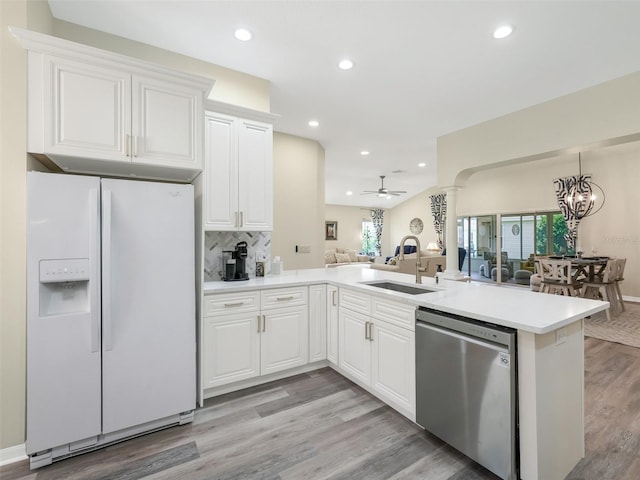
[133,135,139,157]
[240,211,244,227]
[369,322,374,342]
[364,321,370,340]
[262,314,266,332]
[125,134,130,156]
[276,296,295,301]
[332,290,337,306]
[224,301,244,307]
[257,315,262,333]
[235,211,239,228]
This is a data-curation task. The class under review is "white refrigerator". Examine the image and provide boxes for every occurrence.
[26,172,196,468]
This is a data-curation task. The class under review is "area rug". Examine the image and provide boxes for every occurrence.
[584,301,640,348]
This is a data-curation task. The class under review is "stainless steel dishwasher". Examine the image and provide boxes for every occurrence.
[415,307,518,480]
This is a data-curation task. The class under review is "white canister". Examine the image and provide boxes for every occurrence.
[271,257,282,275]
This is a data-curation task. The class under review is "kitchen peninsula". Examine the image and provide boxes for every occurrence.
[203,266,608,480]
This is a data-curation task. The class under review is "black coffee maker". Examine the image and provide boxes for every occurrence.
[232,241,249,281]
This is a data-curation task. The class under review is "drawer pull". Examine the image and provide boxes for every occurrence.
[224,301,244,307]
[276,296,295,301]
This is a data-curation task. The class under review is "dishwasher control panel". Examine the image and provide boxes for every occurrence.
[416,307,516,348]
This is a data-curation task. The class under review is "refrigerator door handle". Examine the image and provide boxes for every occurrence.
[103,189,113,351]
[89,188,100,353]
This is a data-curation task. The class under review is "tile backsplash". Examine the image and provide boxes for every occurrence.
[204,231,272,282]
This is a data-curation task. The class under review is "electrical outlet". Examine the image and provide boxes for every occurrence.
[298,245,311,253]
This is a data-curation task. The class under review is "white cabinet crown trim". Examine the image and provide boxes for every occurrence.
[10,26,214,92]
[206,100,279,124]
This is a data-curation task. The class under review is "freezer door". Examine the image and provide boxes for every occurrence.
[101,178,196,434]
[26,172,102,454]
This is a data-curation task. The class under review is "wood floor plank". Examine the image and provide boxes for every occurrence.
[5,339,640,480]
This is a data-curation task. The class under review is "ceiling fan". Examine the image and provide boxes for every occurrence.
[361,175,407,197]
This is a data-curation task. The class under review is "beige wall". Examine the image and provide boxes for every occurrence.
[324,205,371,253]
[1,0,29,453]
[385,191,440,258]
[0,0,272,450]
[272,132,325,270]
[438,71,640,187]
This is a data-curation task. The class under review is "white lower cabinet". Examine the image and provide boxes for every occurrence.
[370,319,415,414]
[203,287,308,390]
[204,312,260,388]
[326,285,339,365]
[309,285,327,363]
[203,284,414,419]
[338,309,371,385]
[261,306,308,375]
[338,288,416,418]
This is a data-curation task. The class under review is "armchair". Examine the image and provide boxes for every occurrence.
[480,251,513,279]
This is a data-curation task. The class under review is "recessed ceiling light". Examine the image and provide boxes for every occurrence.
[493,25,513,39]
[360,150,370,156]
[418,162,426,167]
[308,120,319,127]
[234,28,253,41]
[338,59,354,70]
[346,191,353,196]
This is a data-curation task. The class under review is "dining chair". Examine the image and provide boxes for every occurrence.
[538,259,582,297]
[613,258,626,313]
[581,259,618,321]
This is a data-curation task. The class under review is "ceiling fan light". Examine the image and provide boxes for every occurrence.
[377,192,386,198]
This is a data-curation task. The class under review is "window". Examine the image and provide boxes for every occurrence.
[361,220,376,256]
[535,212,574,256]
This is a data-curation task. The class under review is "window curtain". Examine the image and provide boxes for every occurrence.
[371,209,384,256]
[429,194,447,248]
[553,175,590,250]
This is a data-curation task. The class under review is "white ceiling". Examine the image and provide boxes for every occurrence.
[47,0,640,209]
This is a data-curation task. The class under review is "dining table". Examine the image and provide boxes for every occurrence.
[564,257,609,282]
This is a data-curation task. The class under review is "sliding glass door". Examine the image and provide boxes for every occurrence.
[458,211,570,285]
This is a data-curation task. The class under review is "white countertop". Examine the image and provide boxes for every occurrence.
[203,265,609,334]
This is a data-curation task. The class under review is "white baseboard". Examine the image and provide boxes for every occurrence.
[0,443,27,466]
[623,295,640,304]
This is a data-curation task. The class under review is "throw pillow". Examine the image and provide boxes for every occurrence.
[344,249,357,262]
[335,253,351,263]
[325,252,337,264]
[326,248,337,255]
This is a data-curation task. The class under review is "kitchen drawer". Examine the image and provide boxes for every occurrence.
[204,291,260,317]
[339,288,371,315]
[261,286,308,310]
[372,297,415,331]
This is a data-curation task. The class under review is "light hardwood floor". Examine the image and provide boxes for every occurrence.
[3,337,640,480]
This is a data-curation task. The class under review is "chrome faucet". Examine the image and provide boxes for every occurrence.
[398,235,426,284]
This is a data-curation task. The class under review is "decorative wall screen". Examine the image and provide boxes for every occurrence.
[553,175,590,250]
[429,194,447,248]
[371,209,384,256]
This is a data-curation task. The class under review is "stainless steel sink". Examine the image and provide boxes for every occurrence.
[361,281,436,295]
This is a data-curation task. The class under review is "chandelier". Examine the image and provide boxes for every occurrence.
[565,152,605,219]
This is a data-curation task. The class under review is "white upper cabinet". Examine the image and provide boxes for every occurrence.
[203,102,277,231]
[12,27,213,183]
